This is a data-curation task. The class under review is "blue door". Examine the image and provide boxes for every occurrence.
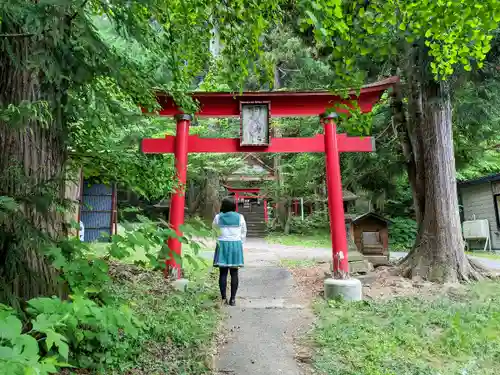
[80,181,116,242]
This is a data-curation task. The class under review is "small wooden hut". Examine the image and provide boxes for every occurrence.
[346,212,391,266]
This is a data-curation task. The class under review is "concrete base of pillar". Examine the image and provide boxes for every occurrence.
[324,278,362,301]
[172,278,189,292]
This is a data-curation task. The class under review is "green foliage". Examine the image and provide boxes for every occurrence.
[46,215,213,295]
[313,281,500,375]
[0,259,221,375]
[0,192,215,373]
[0,304,70,375]
[267,231,331,248]
[300,0,500,81]
[69,79,177,199]
[1,1,285,372]
[454,76,500,179]
[104,262,222,374]
[284,209,330,235]
[389,217,417,251]
[457,150,500,181]
[25,296,140,371]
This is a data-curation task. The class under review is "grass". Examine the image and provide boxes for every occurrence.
[266,232,331,248]
[83,223,220,374]
[312,281,500,375]
[267,233,500,263]
[279,258,323,268]
[104,261,221,374]
[466,251,500,260]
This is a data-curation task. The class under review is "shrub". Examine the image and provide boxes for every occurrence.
[0,303,70,375]
[389,217,417,250]
[288,209,330,235]
[1,210,214,374]
[26,296,141,370]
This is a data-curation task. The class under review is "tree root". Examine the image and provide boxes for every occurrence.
[468,257,499,279]
[397,250,497,284]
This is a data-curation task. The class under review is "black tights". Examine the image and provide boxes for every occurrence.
[219,267,239,301]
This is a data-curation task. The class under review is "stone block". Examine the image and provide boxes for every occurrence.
[172,278,189,292]
[349,260,373,274]
[348,250,365,262]
[364,255,390,267]
[324,278,362,301]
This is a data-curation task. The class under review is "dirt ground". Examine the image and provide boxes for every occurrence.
[286,261,466,302]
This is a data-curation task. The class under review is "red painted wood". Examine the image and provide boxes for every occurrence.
[166,116,190,279]
[324,118,349,275]
[141,134,374,154]
[142,77,399,118]
[264,199,268,222]
[140,78,397,281]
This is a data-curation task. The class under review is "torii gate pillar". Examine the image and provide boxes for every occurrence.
[322,113,349,278]
[166,114,191,278]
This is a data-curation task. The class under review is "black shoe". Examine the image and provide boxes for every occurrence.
[228,298,236,306]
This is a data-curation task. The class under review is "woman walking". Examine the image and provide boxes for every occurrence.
[213,197,247,306]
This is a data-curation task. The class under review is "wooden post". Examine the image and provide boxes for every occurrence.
[166,114,191,279]
[322,114,349,278]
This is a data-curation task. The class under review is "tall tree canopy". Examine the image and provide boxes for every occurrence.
[2,0,500,307]
[0,0,281,302]
[297,0,500,282]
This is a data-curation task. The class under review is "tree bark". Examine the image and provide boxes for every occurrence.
[272,65,288,229]
[202,171,220,220]
[0,27,66,303]
[64,168,82,237]
[284,201,293,235]
[398,45,488,282]
[188,182,203,215]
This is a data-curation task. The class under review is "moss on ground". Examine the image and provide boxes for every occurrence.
[312,281,500,375]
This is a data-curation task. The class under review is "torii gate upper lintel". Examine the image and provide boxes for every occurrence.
[140,76,399,279]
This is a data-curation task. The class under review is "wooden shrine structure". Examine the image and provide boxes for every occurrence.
[346,212,392,266]
[141,76,398,279]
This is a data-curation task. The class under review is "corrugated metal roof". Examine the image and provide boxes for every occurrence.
[457,173,500,186]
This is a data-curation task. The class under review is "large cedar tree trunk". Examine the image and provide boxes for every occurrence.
[202,171,220,220]
[272,67,288,229]
[0,32,67,303]
[395,46,487,282]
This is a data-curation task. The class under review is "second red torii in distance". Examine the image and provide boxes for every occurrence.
[141,76,398,279]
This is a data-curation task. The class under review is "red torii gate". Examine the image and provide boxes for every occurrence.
[223,186,268,220]
[141,76,398,279]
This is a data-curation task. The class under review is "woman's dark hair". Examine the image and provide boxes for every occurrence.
[220,197,236,213]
